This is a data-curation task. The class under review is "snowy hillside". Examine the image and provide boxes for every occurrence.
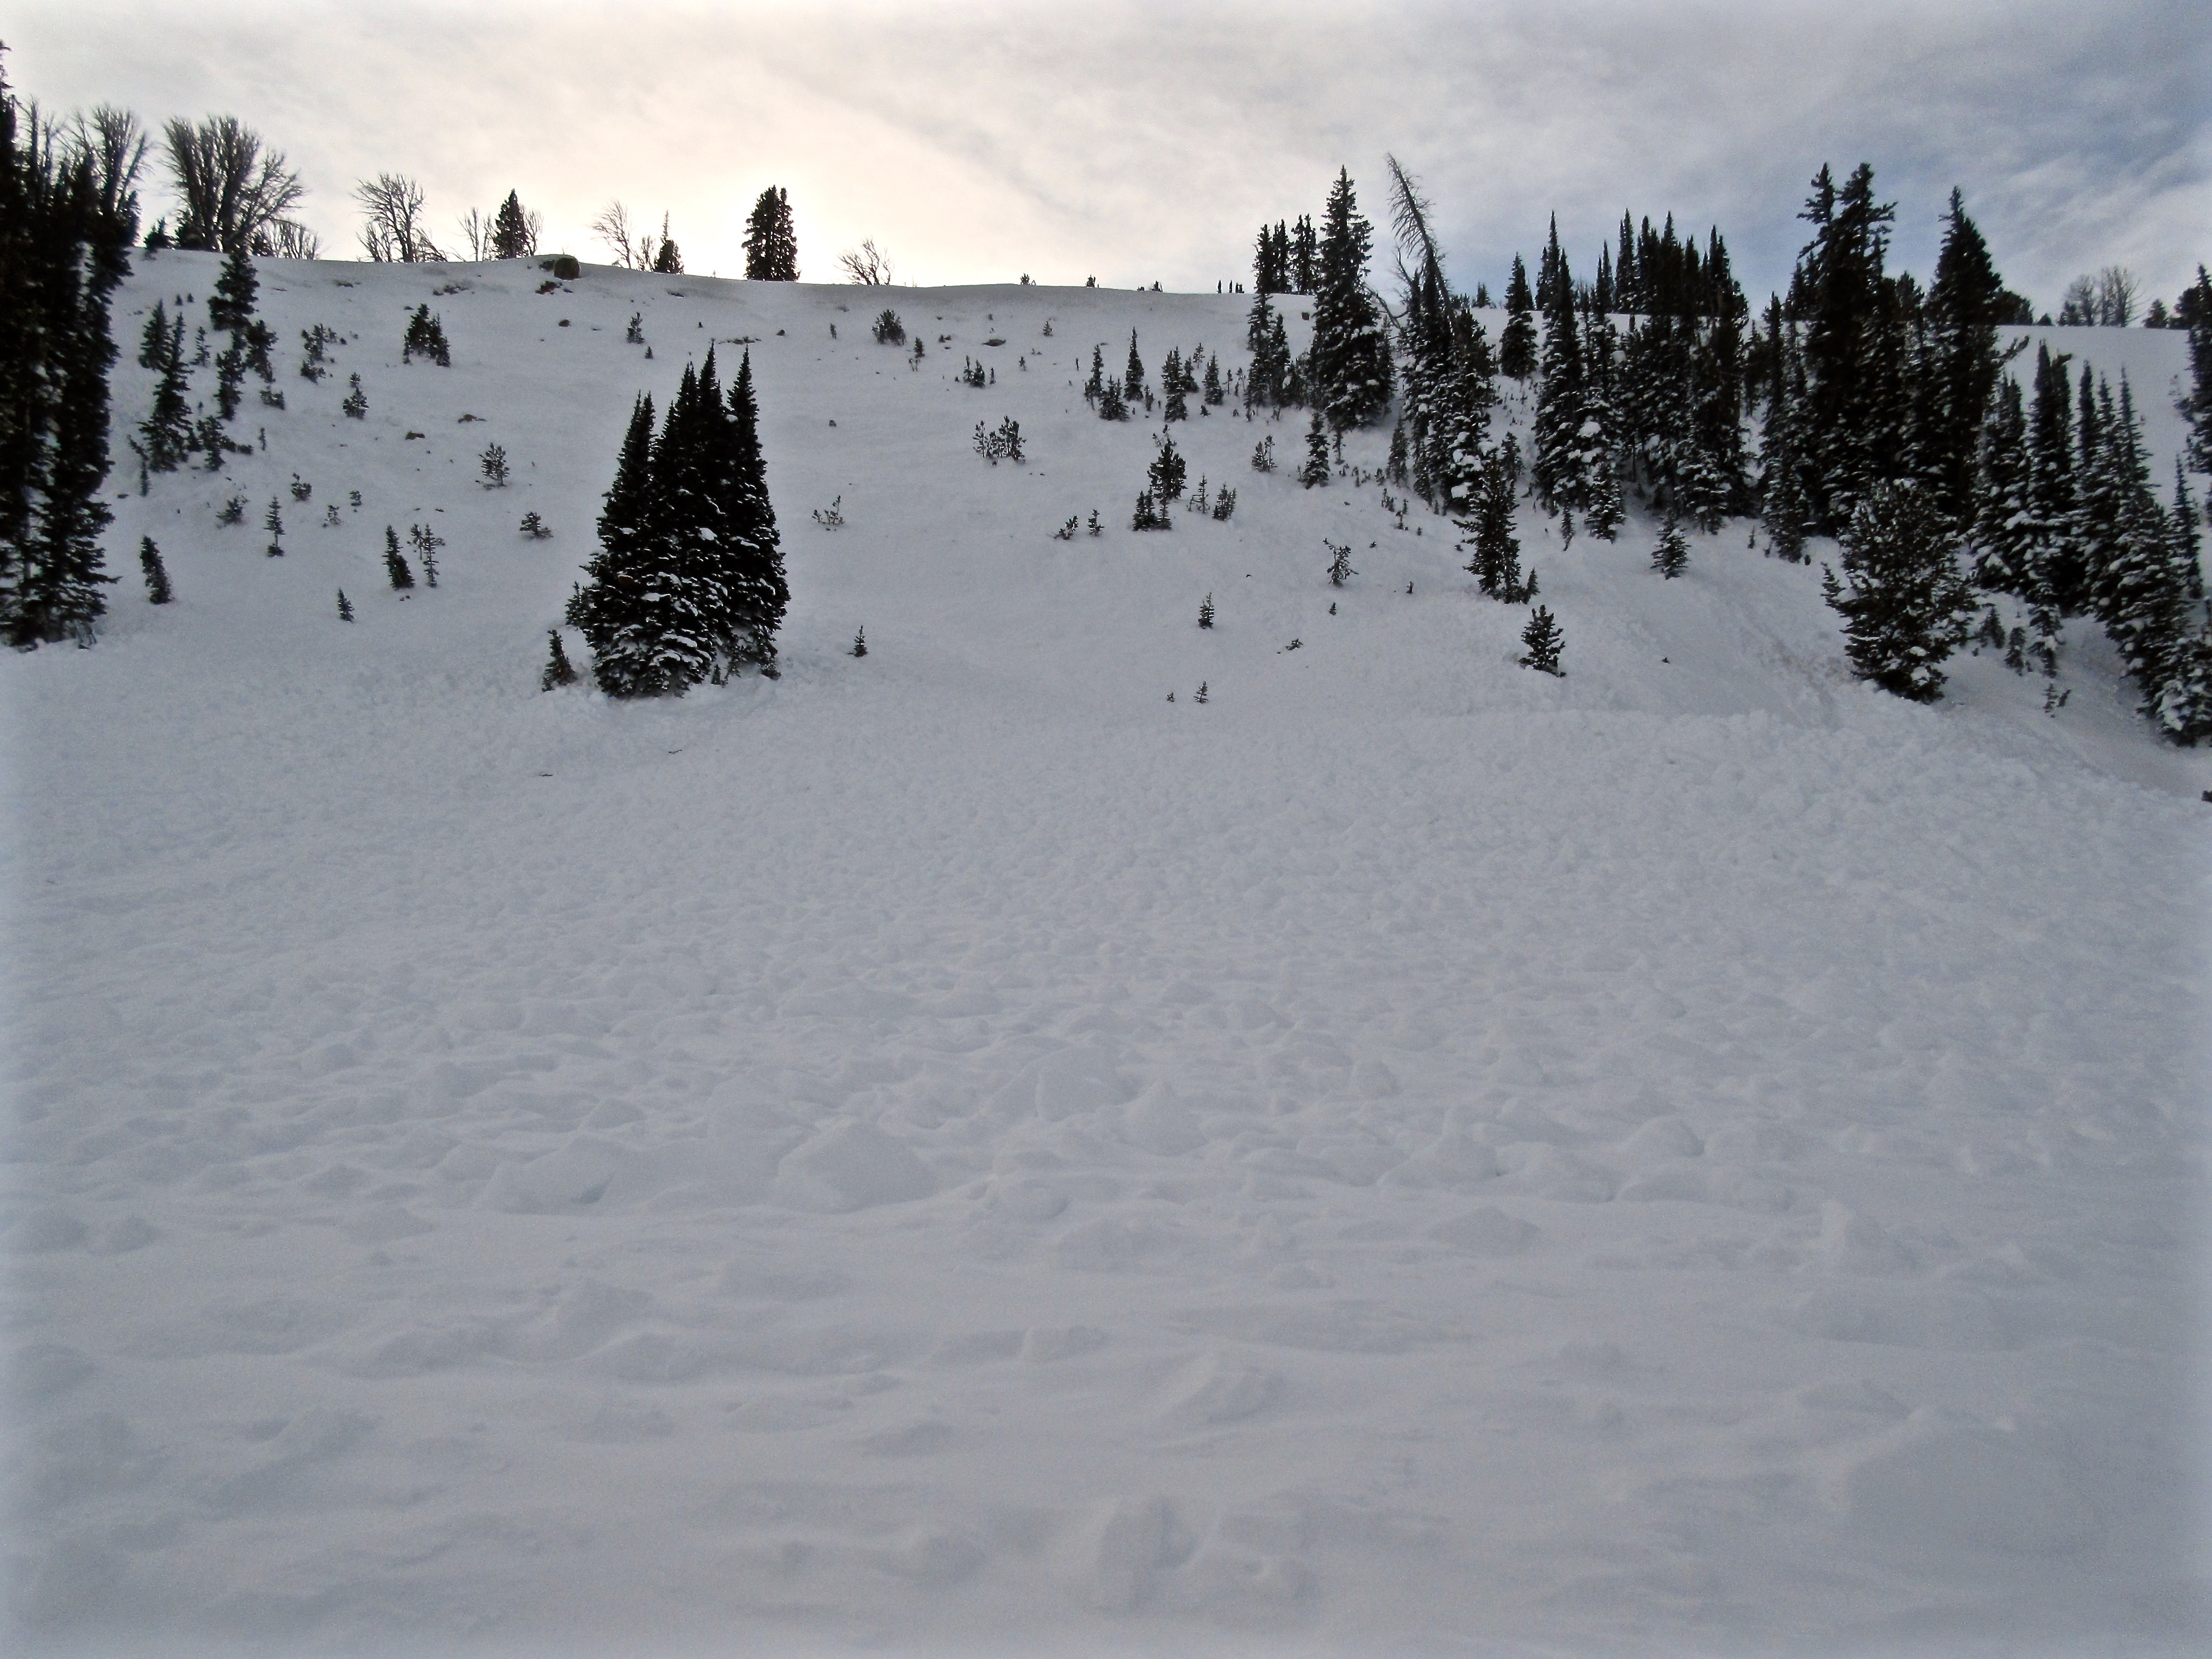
[5,254,2208,1656]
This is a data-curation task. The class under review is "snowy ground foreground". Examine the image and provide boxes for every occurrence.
[4,253,2209,1658]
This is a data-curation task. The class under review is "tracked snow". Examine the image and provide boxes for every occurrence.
[4,254,2208,1657]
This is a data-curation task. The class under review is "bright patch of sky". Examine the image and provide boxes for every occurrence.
[10,0,2207,311]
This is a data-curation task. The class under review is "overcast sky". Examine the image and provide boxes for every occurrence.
[9,0,2207,313]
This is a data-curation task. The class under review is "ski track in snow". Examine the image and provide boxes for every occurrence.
[4,255,2209,1656]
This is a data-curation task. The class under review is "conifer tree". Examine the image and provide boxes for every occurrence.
[2183,265,2212,477]
[1083,344,1105,405]
[208,240,258,336]
[1123,331,1145,401]
[1306,168,1393,429]
[1299,409,1332,488]
[1292,215,1317,293]
[137,299,170,369]
[1791,163,1898,534]
[1968,376,2034,593]
[1919,188,2008,525]
[138,536,171,602]
[384,524,414,588]
[1820,480,1976,700]
[1458,442,1523,598]
[2026,345,2085,612]
[1148,432,1187,502]
[491,191,536,260]
[264,496,283,556]
[1652,512,1689,577]
[336,589,354,622]
[742,186,799,281]
[1098,376,1128,421]
[716,349,789,667]
[1198,592,1214,628]
[1162,348,1188,421]
[1202,353,1225,407]
[1499,255,1537,381]
[541,628,578,687]
[1532,234,1590,517]
[1520,605,1563,674]
[139,311,193,471]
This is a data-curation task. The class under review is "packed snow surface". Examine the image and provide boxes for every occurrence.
[5,254,2208,1657]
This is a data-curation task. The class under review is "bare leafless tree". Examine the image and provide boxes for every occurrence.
[67,105,148,238]
[2060,274,2099,326]
[355,173,444,263]
[267,219,320,259]
[457,206,491,262]
[839,238,895,285]
[2096,265,2139,327]
[590,200,658,269]
[161,115,308,253]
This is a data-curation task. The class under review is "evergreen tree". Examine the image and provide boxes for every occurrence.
[1202,352,1225,407]
[541,628,578,687]
[402,305,450,365]
[136,298,169,369]
[1148,432,1187,502]
[1520,605,1563,674]
[263,496,283,556]
[1652,512,1689,577]
[1968,376,2034,593]
[138,535,171,602]
[1919,188,2008,526]
[2,68,127,646]
[1098,376,1127,421]
[1083,343,1104,405]
[491,191,536,260]
[1299,409,1332,488]
[1499,254,1537,381]
[1791,163,1898,534]
[1532,234,1589,517]
[1459,442,1522,598]
[2183,265,2212,477]
[1820,480,1976,700]
[2026,345,2085,612]
[139,311,193,471]
[1291,214,1316,293]
[208,240,258,336]
[1162,348,1188,421]
[1198,592,1214,628]
[1123,331,1145,401]
[743,186,798,280]
[384,524,414,588]
[336,588,354,622]
[1305,168,1394,429]
[717,349,788,667]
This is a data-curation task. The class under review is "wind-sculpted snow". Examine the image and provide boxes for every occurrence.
[3,255,2206,1656]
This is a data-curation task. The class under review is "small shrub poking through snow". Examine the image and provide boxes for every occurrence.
[541,629,578,689]
[384,527,414,589]
[813,496,844,529]
[851,626,867,659]
[519,512,551,540]
[480,443,510,488]
[872,309,905,345]
[139,538,172,604]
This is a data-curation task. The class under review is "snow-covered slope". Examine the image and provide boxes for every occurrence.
[5,254,2207,1656]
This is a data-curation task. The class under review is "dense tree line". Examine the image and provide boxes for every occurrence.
[0,55,134,647]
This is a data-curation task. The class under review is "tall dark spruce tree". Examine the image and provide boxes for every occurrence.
[1531,224,1589,520]
[1,59,127,647]
[568,349,787,697]
[1918,189,2007,527]
[743,187,798,281]
[1385,155,1491,514]
[491,191,535,260]
[1305,168,1393,430]
[1498,255,1537,382]
[1790,163,1896,536]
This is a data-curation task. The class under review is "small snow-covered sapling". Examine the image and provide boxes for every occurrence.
[480,442,510,488]
[1520,605,1564,675]
[1198,593,1214,629]
[1325,540,1356,588]
[139,537,172,603]
[217,493,246,525]
[324,504,341,527]
[341,374,367,419]
[1053,516,1078,541]
[1086,509,1102,537]
[519,512,551,540]
[813,496,845,529]
[264,498,284,556]
[1194,680,1208,704]
[336,589,354,622]
[541,629,578,689]
[851,627,867,659]
[409,523,443,587]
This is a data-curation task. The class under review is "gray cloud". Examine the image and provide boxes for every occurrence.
[10,0,2206,311]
